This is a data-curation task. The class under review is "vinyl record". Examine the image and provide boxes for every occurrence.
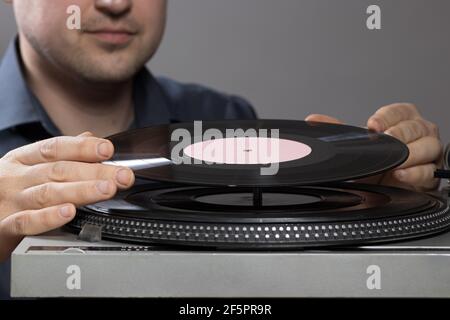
[67,183,450,249]
[106,120,409,186]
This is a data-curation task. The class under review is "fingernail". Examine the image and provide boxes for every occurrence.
[60,205,74,218]
[78,131,92,137]
[97,142,112,158]
[394,170,407,181]
[369,118,383,132]
[97,180,112,194]
[116,169,132,186]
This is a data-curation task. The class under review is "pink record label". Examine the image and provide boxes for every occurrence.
[183,137,312,164]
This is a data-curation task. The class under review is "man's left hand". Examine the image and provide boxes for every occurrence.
[305,103,443,191]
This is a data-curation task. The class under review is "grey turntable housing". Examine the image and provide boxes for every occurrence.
[11,228,450,298]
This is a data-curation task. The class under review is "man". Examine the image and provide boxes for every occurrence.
[0,0,442,298]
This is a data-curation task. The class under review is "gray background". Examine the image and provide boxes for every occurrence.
[1,0,450,141]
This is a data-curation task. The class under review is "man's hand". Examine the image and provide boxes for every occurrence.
[0,132,135,262]
[305,103,443,191]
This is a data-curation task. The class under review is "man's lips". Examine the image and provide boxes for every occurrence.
[84,29,137,45]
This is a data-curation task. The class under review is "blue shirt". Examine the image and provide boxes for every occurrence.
[0,38,257,299]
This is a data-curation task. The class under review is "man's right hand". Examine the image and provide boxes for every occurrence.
[0,132,135,262]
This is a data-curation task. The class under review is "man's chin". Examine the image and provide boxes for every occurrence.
[80,70,138,83]
[72,60,142,84]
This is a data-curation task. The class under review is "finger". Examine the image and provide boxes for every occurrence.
[367,103,420,132]
[392,163,439,191]
[0,203,76,237]
[305,114,343,124]
[18,179,117,210]
[397,136,442,169]
[7,136,114,165]
[384,119,432,144]
[25,162,135,189]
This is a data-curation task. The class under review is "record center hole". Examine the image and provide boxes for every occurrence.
[195,192,321,207]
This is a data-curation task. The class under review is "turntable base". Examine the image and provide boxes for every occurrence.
[11,228,450,298]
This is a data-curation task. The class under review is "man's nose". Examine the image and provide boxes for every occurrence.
[95,0,132,16]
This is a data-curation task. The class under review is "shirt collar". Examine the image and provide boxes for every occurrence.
[0,37,172,136]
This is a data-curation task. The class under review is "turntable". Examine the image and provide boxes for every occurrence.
[10,120,450,298]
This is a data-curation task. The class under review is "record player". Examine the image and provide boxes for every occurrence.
[10,120,450,298]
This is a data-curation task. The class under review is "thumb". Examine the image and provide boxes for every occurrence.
[1,204,76,237]
[305,114,343,124]
[0,204,76,262]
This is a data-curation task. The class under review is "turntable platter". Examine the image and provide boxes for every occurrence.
[67,183,450,249]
